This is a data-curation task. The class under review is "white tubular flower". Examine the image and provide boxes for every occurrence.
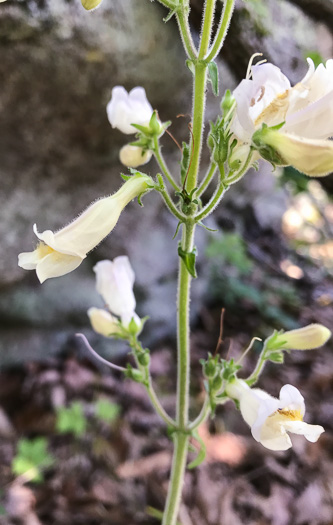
[87,307,122,337]
[273,324,331,351]
[119,145,152,168]
[231,58,333,176]
[107,86,153,135]
[93,257,140,327]
[226,379,324,451]
[18,174,152,283]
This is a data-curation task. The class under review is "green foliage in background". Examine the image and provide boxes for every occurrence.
[56,401,87,437]
[206,233,253,275]
[305,51,325,68]
[95,399,120,423]
[206,233,300,329]
[12,438,54,483]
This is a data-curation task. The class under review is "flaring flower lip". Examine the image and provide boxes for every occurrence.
[107,86,153,135]
[227,380,324,451]
[231,58,333,142]
[18,174,152,283]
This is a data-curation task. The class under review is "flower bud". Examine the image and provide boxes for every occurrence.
[274,324,331,351]
[137,351,150,367]
[211,374,223,393]
[81,0,103,10]
[88,307,121,338]
[107,86,153,135]
[203,360,217,379]
[119,145,152,168]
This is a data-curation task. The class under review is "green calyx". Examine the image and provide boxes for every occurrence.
[252,123,286,167]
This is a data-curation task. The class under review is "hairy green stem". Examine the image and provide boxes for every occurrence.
[158,184,187,223]
[205,0,235,62]
[198,0,216,60]
[176,221,195,427]
[154,137,180,191]
[176,9,197,61]
[131,338,177,428]
[157,0,178,10]
[188,396,211,431]
[196,162,217,197]
[161,432,189,525]
[146,377,177,427]
[161,220,195,525]
[195,171,227,222]
[186,63,208,193]
[246,342,268,386]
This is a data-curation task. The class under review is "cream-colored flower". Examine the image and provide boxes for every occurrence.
[226,379,324,451]
[273,323,331,351]
[119,145,152,168]
[231,58,333,176]
[93,257,139,326]
[81,0,103,10]
[18,174,152,283]
[107,86,153,135]
[87,307,122,337]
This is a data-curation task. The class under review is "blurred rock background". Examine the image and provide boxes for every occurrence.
[0,0,332,365]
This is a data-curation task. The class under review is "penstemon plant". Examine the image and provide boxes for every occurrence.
[17,0,333,523]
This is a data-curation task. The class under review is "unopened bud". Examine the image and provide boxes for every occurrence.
[119,145,152,168]
[274,324,331,351]
[204,360,217,379]
[137,351,150,367]
[211,374,223,393]
[81,0,103,10]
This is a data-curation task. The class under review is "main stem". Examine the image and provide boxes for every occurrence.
[162,2,220,523]
[162,221,195,525]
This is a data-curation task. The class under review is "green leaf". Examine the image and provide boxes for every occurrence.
[178,244,197,278]
[185,59,195,75]
[172,221,183,240]
[188,431,207,469]
[207,61,219,96]
[12,438,54,483]
[56,402,87,437]
[95,399,120,423]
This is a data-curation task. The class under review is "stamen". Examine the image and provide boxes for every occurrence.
[246,53,265,80]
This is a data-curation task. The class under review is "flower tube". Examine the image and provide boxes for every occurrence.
[18,173,152,283]
[226,379,324,450]
[107,86,153,135]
